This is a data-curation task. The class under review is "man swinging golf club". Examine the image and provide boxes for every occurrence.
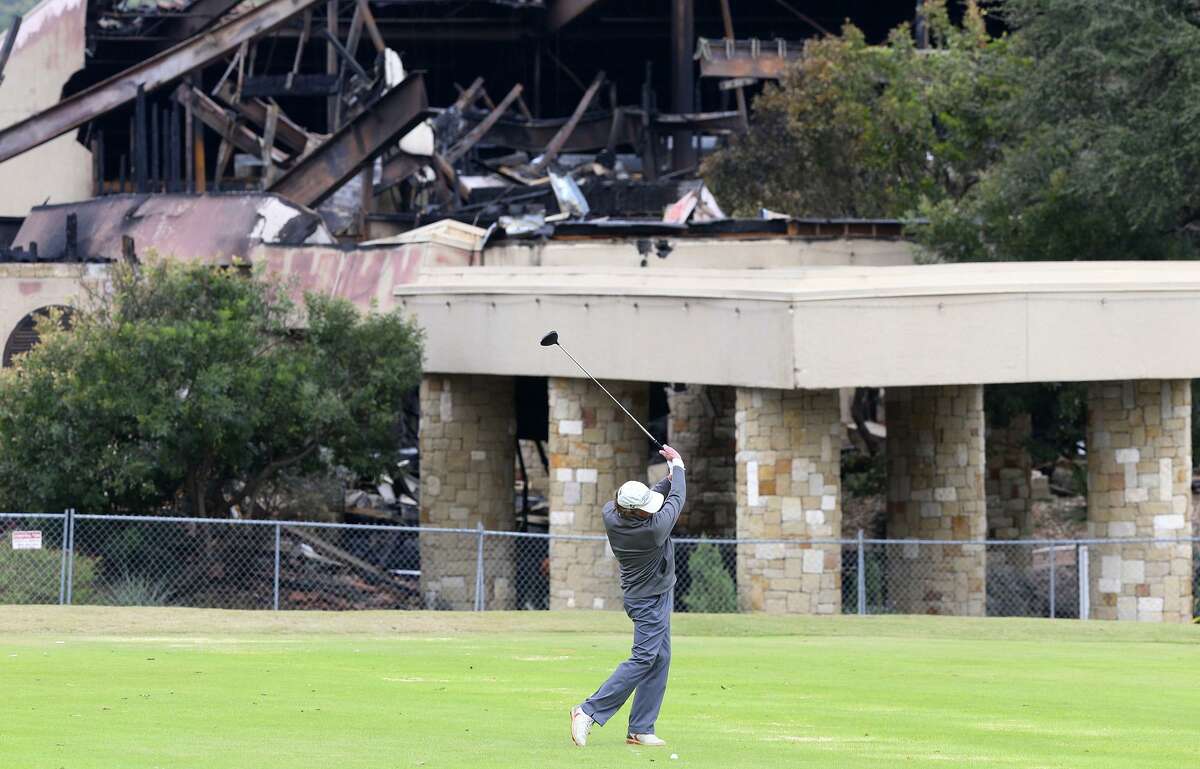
[570,443,686,748]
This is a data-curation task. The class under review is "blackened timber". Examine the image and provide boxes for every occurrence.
[452,77,486,112]
[135,86,148,193]
[445,84,523,164]
[321,28,369,81]
[269,73,428,208]
[215,83,312,155]
[241,74,340,98]
[151,102,161,191]
[650,110,742,134]
[530,70,604,174]
[287,10,313,91]
[173,85,289,165]
[670,0,695,170]
[461,110,636,153]
[0,0,327,164]
[170,102,182,192]
[357,0,385,54]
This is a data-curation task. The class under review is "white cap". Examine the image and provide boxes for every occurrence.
[616,480,665,514]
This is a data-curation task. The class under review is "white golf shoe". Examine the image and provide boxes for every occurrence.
[570,706,593,747]
[626,733,667,747]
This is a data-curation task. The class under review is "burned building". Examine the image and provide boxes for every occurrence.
[0,0,922,238]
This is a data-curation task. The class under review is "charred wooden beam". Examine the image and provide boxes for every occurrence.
[173,85,289,165]
[670,0,695,170]
[530,70,604,174]
[452,77,486,112]
[241,74,340,98]
[286,10,313,91]
[356,0,385,54]
[269,73,428,208]
[459,110,636,153]
[215,83,313,155]
[445,84,523,164]
[0,0,326,164]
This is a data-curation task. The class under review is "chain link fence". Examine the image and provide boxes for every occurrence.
[2,512,1197,619]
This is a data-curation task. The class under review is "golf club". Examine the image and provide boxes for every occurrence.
[540,330,663,449]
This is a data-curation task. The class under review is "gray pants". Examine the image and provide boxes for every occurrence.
[581,589,672,734]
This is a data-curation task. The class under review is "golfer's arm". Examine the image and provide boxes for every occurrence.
[652,466,686,544]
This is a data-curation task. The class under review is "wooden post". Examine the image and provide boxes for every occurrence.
[670,0,696,170]
[185,77,195,192]
[358,165,373,239]
[718,0,748,133]
[261,103,279,186]
[135,86,148,193]
[326,0,339,131]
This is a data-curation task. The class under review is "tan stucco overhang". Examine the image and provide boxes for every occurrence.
[395,262,1200,389]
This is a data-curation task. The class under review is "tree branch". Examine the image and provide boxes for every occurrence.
[230,442,320,514]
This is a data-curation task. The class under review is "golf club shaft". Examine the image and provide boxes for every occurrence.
[553,344,663,449]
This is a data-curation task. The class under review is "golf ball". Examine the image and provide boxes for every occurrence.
[670,754,678,760]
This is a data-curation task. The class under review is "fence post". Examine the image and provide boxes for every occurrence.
[470,523,484,611]
[1077,544,1089,620]
[272,523,282,611]
[64,508,76,606]
[856,529,866,616]
[58,510,69,605]
[1048,544,1056,619]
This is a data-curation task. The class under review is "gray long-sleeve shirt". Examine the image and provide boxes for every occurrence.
[601,465,686,599]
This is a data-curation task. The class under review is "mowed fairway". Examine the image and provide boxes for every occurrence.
[1,608,1197,769]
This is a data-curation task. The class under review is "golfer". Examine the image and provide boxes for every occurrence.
[571,444,686,748]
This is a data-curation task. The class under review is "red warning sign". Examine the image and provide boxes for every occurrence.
[11,530,43,550]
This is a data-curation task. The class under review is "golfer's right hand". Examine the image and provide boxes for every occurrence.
[659,445,684,469]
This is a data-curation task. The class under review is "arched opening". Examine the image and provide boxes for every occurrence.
[2,306,74,367]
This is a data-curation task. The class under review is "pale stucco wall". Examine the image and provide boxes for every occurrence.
[0,0,94,217]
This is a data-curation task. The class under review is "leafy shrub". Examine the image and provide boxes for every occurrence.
[106,573,173,606]
[842,450,886,498]
[682,541,737,613]
[0,546,100,604]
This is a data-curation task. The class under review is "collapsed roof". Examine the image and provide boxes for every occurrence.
[0,0,923,238]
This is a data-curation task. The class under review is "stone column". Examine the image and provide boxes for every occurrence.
[419,374,516,610]
[666,384,736,536]
[548,377,648,610]
[1086,380,1192,622]
[735,387,842,614]
[986,412,1033,542]
[886,385,987,616]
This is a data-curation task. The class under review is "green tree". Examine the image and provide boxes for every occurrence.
[683,542,737,613]
[0,260,422,516]
[920,0,1200,261]
[703,1,1015,220]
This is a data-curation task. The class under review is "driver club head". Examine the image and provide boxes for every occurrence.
[539,330,559,347]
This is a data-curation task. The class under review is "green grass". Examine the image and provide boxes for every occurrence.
[1,608,1198,768]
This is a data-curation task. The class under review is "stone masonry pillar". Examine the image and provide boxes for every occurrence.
[886,385,986,616]
[548,377,648,610]
[666,384,736,536]
[986,412,1033,543]
[1086,380,1192,622]
[419,374,516,610]
[735,387,842,614]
